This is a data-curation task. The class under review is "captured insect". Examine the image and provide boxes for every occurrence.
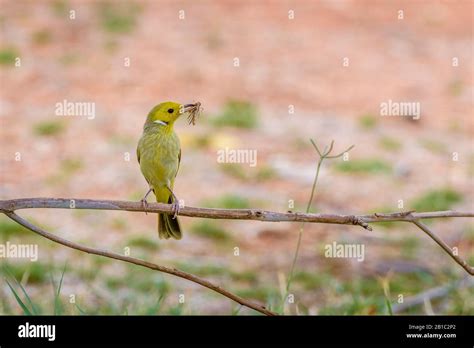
[180,102,202,125]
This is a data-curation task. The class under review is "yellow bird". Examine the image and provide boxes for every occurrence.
[137,101,200,240]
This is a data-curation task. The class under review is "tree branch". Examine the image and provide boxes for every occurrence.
[1,198,472,225]
[1,197,472,316]
[2,211,276,316]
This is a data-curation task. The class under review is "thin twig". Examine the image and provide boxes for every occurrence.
[2,211,277,316]
[412,220,473,275]
[285,139,356,308]
[285,143,325,296]
[392,276,474,313]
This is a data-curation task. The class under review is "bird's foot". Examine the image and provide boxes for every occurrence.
[141,198,149,215]
[171,201,181,219]
[140,188,153,215]
[165,184,180,219]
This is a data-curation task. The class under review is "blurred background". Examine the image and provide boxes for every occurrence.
[0,0,472,315]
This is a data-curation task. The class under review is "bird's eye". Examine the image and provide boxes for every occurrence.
[167,108,174,114]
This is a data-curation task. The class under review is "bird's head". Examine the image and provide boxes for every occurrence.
[145,101,198,128]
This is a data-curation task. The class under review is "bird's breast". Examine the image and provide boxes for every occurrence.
[138,130,180,187]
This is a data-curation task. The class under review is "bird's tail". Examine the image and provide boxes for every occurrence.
[158,196,182,240]
[158,214,181,239]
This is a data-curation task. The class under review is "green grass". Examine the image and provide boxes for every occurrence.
[142,293,167,315]
[175,262,257,284]
[410,188,462,211]
[51,0,68,16]
[358,113,377,129]
[204,194,251,209]
[0,217,31,239]
[379,136,402,152]
[3,268,40,315]
[32,29,52,45]
[399,236,421,259]
[468,254,474,267]
[388,272,437,294]
[167,304,185,315]
[175,262,227,277]
[314,272,460,315]
[211,100,258,129]
[235,287,278,302]
[60,158,83,175]
[229,270,258,283]
[317,276,391,314]
[46,158,83,184]
[335,158,392,174]
[191,221,232,242]
[105,266,170,295]
[220,163,248,180]
[0,48,18,66]
[4,262,52,284]
[126,236,159,251]
[74,263,100,281]
[292,271,329,290]
[419,139,447,154]
[0,216,51,246]
[98,2,140,34]
[131,276,170,294]
[2,261,198,315]
[2,263,95,315]
[348,275,429,313]
[33,120,65,136]
[52,264,67,315]
[255,165,277,182]
[465,225,474,243]
[1,263,68,315]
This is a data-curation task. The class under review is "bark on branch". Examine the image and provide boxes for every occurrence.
[1,197,472,225]
[1,197,472,317]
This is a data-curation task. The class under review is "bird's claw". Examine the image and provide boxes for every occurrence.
[141,199,149,215]
[171,201,180,219]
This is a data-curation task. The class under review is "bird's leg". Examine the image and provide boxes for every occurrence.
[141,188,153,215]
[166,184,180,219]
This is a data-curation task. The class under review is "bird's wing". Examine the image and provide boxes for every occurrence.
[175,148,181,178]
[136,143,150,186]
